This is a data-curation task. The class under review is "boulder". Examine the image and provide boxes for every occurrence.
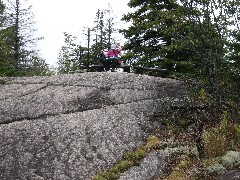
[0,72,188,179]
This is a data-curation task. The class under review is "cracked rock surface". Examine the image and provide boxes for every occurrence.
[0,72,188,179]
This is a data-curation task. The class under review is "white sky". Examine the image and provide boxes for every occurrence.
[29,0,133,66]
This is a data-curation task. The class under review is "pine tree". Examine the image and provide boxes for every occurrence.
[121,0,198,72]
[26,54,53,76]
[57,3,126,73]
[0,0,14,76]
[57,32,82,74]
[4,0,44,76]
[122,0,240,109]
[83,4,118,66]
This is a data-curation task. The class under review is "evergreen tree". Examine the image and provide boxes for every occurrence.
[57,32,87,74]
[122,0,239,106]
[92,9,106,50]
[0,0,14,76]
[56,3,127,73]
[121,0,239,158]
[3,0,45,76]
[26,54,53,76]
[121,0,199,71]
[89,9,106,65]
[90,5,118,65]
[182,0,239,107]
[104,4,117,50]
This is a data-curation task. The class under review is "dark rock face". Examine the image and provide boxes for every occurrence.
[0,72,188,179]
[119,150,170,180]
[218,170,240,180]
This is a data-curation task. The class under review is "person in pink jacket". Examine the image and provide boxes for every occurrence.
[107,43,122,72]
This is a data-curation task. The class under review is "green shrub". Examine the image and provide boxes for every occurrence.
[221,151,240,168]
[205,163,226,176]
[124,149,145,162]
[203,111,240,158]
[203,127,228,158]
[114,160,133,172]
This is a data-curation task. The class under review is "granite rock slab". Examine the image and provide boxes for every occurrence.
[0,72,188,179]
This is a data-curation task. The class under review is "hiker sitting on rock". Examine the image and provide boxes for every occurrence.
[106,43,122,72]
[98,50,109,71]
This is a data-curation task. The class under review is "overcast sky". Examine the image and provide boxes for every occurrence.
[28,0,133,66]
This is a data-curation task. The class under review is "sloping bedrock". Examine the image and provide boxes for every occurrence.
[0,72,188,179]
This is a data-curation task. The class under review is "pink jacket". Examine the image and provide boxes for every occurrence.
[107,49,121,58]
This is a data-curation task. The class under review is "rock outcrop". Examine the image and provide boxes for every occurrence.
[0,72,188,179]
